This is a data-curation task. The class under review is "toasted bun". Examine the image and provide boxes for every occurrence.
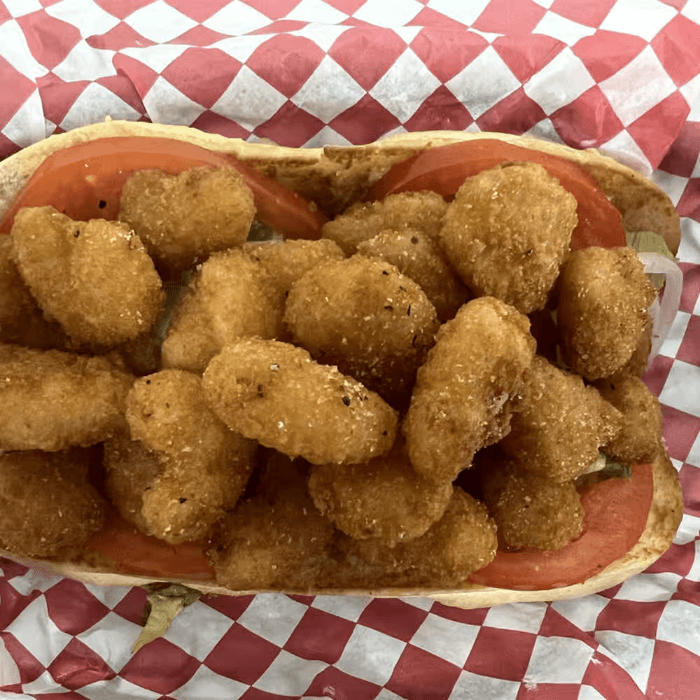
[0,121,684,607]
[0,120,681,254]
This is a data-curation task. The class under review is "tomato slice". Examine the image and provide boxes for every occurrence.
[468,463,654,590]
[365,139,626,250]
[0,137,327,239]
[85,511,215,580]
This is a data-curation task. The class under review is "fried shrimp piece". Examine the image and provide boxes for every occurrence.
[11,207,164,347]
[209,459,334,591]
[403,297,536,484]
[356,229,469,322]
[558,247,657,380]
[594,375,663,465]
[499,355,623,482]
[439,162,577,314]
[106,370,257,544]
[0,236,70,349]
[242,238,345,296]
[203,338,398,465]
[161,249,285,373]
[0,344,133,451]
[322,488,497,588]
[0,449,106,558]
[481,452,584,550]
[284,256,439,409]
[321,191,448,255]
[119,166,255,271]
[307,438,452,547]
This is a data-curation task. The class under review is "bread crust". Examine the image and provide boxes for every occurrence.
[0,121,684,607]
[0,121,681,254]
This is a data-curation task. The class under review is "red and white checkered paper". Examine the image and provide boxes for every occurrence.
[1,1,700,698]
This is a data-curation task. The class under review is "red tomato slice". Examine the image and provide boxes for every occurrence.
[0,137,327,239]
[85,511,215,580]
[365,139,626,250]
[468,463,654,590]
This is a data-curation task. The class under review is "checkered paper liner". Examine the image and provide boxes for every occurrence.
[1,0,700,698]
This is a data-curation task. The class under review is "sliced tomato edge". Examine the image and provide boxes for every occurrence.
[467,463,655,590]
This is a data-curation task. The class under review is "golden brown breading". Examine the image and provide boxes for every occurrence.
[0,344,133,451]
[0,236,70,349]
[103,433,160,534]
[558,247,657,380]
[355,229,469,322]
[307,439,452,547]
[321,488,497,588]
[499,355,623,482]
[119,166,255,271]
[618,319,653,378]
[110,369,257,544]
[209,481,334,592]
[284,256,439,409]
[242,238,345,296]
[403,297,536,484]
[480,452,584,550]
[321,191,448,255]
[11,207,164,347]
[202,338,398,465]
[161,249,285,374]
[0,449,106,558]
[439,162,577,313]
[594,375,663,465]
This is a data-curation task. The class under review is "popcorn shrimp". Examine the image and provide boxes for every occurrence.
[202,338,398,465]
[322,191,448,255]
[439,162,577,313]
[119,166,255,271]
[0,343,133,451]
[11,207,163,347]
[284,256,439,409]
[109,369,257,544]
[558,246,656,380]
[403,297,536,484]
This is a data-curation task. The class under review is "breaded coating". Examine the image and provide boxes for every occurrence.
[307,439,452,547]
[242,238,345,296]
[284,256,439,409]
[322,488,497,588]
[439,163,577,314]
[356,229,469,322]
[119,166,255,271]
[0,236,70,349]
[103,434,160,534]
[0,344,133,451]
[558,247,657,380]
[481,453,584,550]
[322,191,448,255]
[110,370,257,544]
[209,474,334,592]
[403,297,536,484]
[499,355,623,482]
[0,449,106,558]
[11,207,164,347]
[594,375,663,465]
[618,315,653,378]
[203,338,398,465]
[161,249,285,373]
